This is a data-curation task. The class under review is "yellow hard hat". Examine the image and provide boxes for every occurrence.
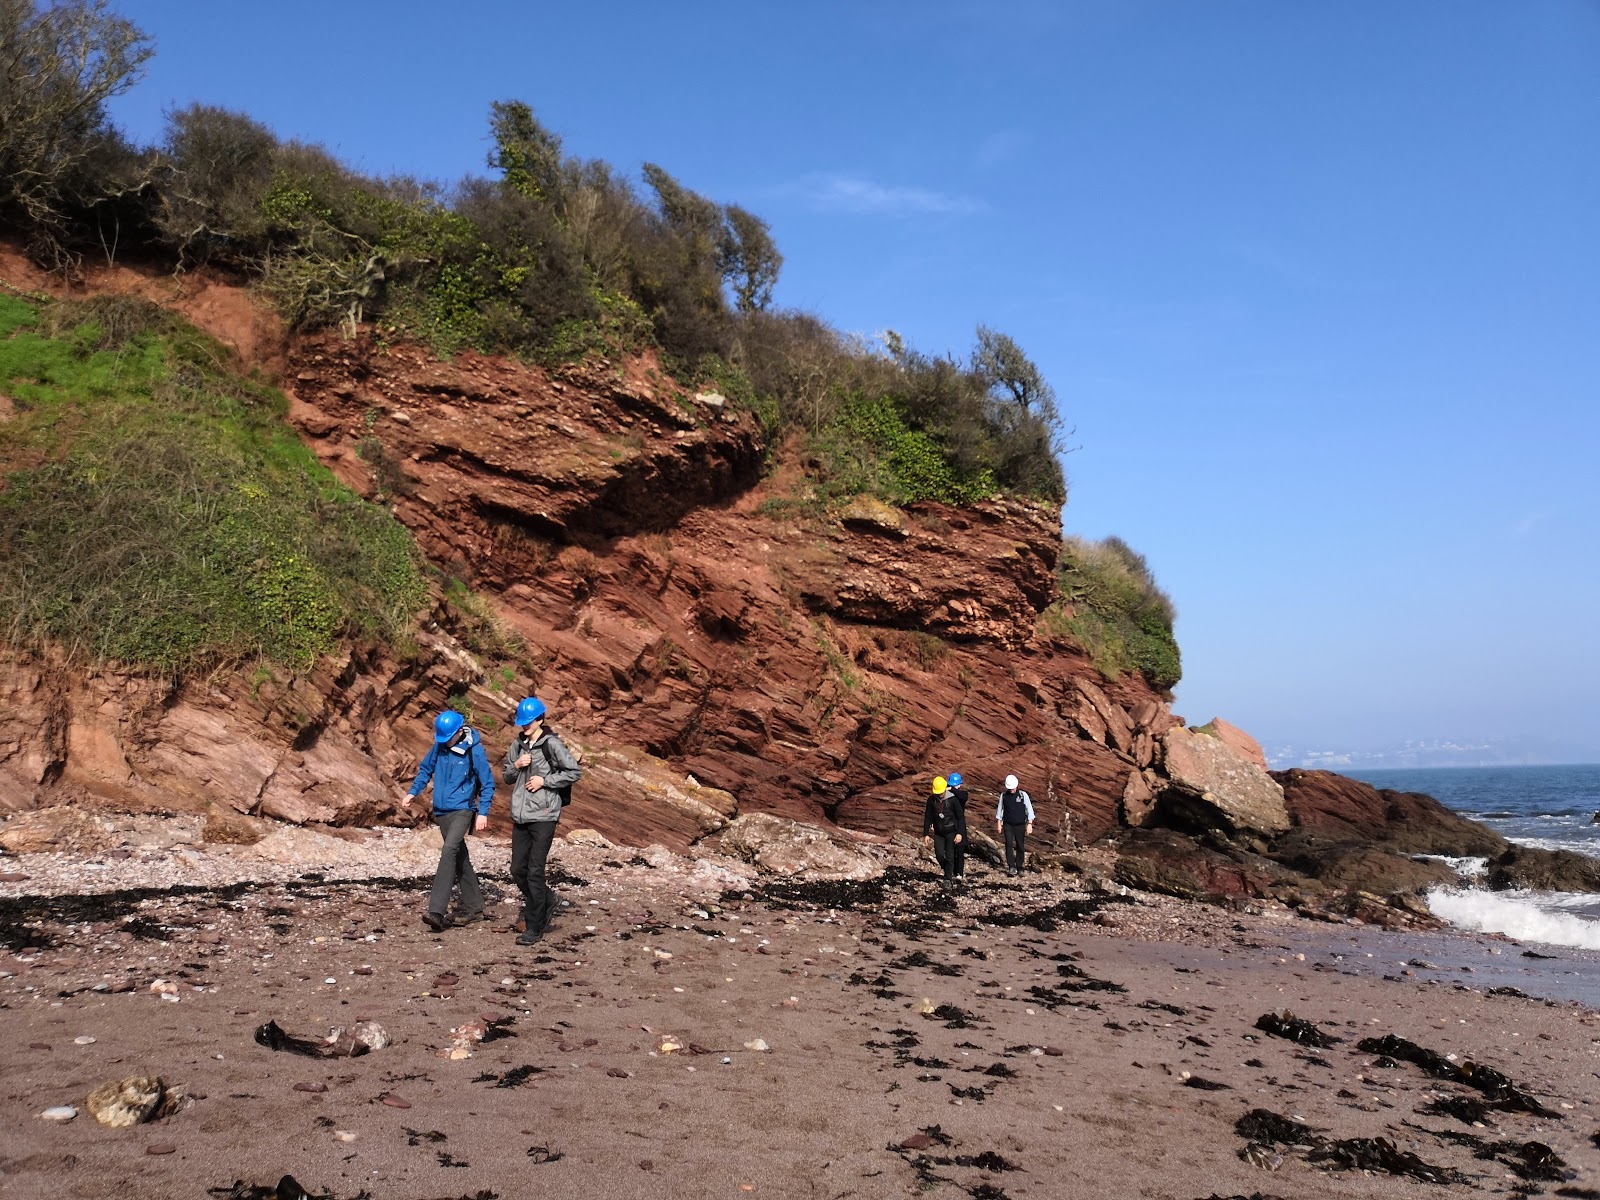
[931,776,947,795]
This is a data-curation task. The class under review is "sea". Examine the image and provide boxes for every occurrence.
[1342,764,1600,952]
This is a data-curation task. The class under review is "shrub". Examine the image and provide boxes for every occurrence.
[0,0,153,260]
[1051,535,1181,689]
[0,296,425,674]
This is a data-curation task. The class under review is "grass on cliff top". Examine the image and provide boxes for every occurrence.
[1043,534,1181,691]
[0,291,425,675]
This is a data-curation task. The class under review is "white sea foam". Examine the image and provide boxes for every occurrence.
[1417,855,1487,878]
[1427,886,1600,951]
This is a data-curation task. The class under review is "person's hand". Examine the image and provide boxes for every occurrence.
[400,792,413,810]
[516,753,533,769]
[1027,823,1034,833]
[922,835,931,845]
[954,834,963,844]
[474,814,488,834]
[527,775,545,791]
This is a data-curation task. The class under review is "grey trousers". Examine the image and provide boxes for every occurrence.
[429,809,483,916]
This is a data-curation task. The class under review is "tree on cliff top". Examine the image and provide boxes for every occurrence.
[488,100,566,206]
[644,163,783,314]
[0,0,152,258]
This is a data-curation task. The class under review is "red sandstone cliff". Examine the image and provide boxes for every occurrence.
[0,254,1192,850]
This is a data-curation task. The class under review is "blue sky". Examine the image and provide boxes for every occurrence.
[106,1,1600,762]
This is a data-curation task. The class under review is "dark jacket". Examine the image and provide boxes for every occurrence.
[922,788,967,838]
[502,728,582,823]
[997,788,1035,826]
[408,728,494,816]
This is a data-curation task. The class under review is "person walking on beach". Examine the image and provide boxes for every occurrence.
[995,773,1034,877]
[402,709,495,931]
[503,697,582,946]
[922,776,966,886]
[944,771,971,880]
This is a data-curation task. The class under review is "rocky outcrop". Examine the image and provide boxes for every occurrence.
[1190,717,1267,770]
[1156,727,1290,838]
[1488,846,1600,893]
[272,327,1191,849]
[1274,769,1508,858]
[0,615,487,832]
[0,256,1522,913]
[716,812,885,880]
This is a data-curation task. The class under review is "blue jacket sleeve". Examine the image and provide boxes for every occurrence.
[470,739,496,815]
[408,745,439,797]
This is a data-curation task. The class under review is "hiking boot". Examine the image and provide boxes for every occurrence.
[515,928,542,946]
[422,911,449,932]
[453,910,487,925]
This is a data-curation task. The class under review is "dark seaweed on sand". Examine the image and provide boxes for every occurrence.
[253,1020,326,1058]
[1419,1093,1494,1125]
[1254,1011,1341,1048]
[733,868,912,911]
[1483,1139,1571,1182]
[976,893,1134,932]
[0,875,428,952]
[1239,1109,1467,1186]
[207,1178,377,1200]
[954,1151,1019,1172]
[481,1017,517,1043]
[1056,963,1127,991]
[1236,1109,1317,1146]
[928,1003,979,1028]
[1183,1076,1232,1090]
[1356,1034,1561,1116]
[1306,1137,1467,1185]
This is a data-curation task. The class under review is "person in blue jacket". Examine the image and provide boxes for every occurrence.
[402,709,495,931]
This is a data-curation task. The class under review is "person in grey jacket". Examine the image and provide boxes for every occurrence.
[502,696,582,946]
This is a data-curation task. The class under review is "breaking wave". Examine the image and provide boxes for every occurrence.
[1427,886,1600,951]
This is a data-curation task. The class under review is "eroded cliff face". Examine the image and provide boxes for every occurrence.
[0,261,1207,853]
[276,331,1182,848]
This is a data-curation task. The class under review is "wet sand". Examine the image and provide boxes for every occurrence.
[2,840,1597,1200]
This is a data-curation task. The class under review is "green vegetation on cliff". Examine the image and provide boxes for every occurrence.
[0,0,1066,507]
[1046,536,1181,690]
[0,291,424,673]
[0,0,1182,689]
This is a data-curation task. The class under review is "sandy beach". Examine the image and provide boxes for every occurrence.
[2,835,1597,1200]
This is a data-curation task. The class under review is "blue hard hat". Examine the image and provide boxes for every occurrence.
[433,710,465,743]
[947,772,963,788]
[514,696,547,727]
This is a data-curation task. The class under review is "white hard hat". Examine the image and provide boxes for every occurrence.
[1004,774,1018,791]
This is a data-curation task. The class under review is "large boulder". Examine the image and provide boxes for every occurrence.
[558,745,737,851]
[1488,846,1600,893]
[1113,828,1298,902]
[1157,727,1289,837]
[715,813,884,880]
[1274,769,1508,857]
[1190,717,1267,770]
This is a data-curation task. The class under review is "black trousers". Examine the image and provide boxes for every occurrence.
[932,831,964,879]
[1003,823,1027,873]
[511,820,559,933]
